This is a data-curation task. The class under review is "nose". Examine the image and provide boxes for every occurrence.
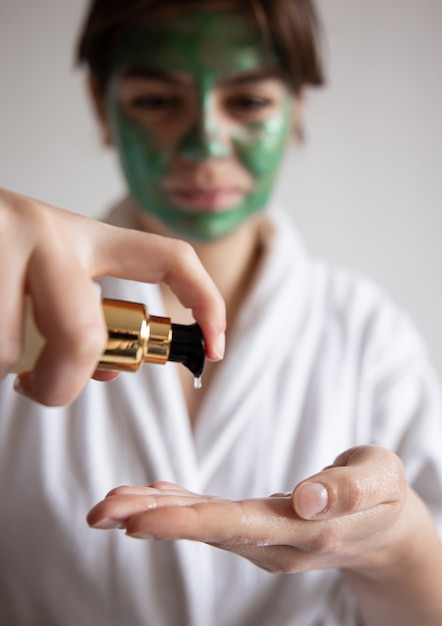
[178,102,231,162]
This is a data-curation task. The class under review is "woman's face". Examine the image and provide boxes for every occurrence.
[105,8,296,241]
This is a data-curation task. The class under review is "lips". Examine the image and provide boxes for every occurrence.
[166,186,243,211]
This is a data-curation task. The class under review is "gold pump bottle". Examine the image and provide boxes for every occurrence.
[12,297,206,382]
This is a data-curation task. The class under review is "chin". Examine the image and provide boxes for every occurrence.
[168,207,263,243]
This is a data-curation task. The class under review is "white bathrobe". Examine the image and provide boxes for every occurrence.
[1,206,441,626]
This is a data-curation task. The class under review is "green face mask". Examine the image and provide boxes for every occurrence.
[107,10,293,241]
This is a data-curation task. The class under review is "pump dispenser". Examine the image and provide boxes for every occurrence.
[100,299,206,379]
[12,297,206,383]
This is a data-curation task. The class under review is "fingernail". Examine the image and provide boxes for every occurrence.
[90,518,123,530]
[126,531,153,540]
[216,332,225,360]
[294,483,328,519]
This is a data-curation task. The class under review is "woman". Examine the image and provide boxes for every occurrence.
[1,1,441,624]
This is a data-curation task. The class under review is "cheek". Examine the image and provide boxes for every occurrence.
[233,115,292,181]
[109,103,172,180]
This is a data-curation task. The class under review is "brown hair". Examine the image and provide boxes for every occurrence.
[76,0,325,94]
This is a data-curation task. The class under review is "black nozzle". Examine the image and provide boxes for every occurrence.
[169,323,206,378]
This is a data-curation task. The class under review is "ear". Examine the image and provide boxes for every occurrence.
[86,74,113,147]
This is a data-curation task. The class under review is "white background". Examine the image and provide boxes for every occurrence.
[1,0,441,376]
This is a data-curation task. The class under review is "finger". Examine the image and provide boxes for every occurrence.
[105,486,161,498]
[0,200,35,377]
[88,491,214,529]
[106,482,196,498]
[147,481,194,493]
[88,482,210,528]
[124,497,296,543]
[88,482,201,528]
[21,239,107,406]
[292,445,405,520]
[0,268,27,378]
[91,370,120,382]
[105,483,189,498]
[88,224,226,361]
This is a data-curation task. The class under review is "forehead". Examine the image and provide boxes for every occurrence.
[111,9,279,79]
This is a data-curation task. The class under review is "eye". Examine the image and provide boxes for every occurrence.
[227,95,274,112]
[129,94,180,111]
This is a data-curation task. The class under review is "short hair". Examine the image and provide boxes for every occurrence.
[76,0,325,93]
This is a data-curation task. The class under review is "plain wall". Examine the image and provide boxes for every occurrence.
[1,0,441,377]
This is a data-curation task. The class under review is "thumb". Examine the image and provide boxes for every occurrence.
[292,445,405,520]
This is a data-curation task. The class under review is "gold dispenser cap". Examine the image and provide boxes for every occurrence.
[99,299,171,372]
[144,315,173,364]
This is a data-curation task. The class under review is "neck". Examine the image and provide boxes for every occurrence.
[194,215,265,323]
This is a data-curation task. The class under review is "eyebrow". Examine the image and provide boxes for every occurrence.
[120,65,284,86]
[219,68,284,87]
[121,66,189,84]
